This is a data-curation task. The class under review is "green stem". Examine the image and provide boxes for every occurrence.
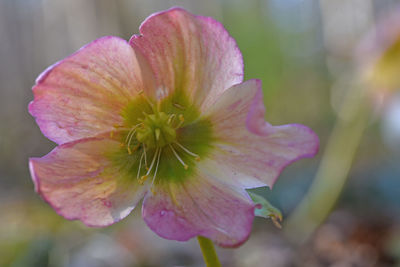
[197,236,222,267]
[284,82,370,243]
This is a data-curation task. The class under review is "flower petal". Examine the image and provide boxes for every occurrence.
[142,164,255,247]
[129,7,243,110]
[29,136,147,227]
[206,79,319,188]
[29,36,155,144]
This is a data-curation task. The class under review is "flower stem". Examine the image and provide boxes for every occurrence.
[284,81,370,243]
[197,236,222,267]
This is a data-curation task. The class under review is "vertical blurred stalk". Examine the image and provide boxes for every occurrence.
[197,236,222,267]
[285,80,370,243]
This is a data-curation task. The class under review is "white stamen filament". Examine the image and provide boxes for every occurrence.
[126,129,137,149]
[169,144,188,170]
[127,143,140,155]
[150,148,162,190]
[114,127,134,131]
[111,126,138,139]
[143,147,160,178]
[173,141,200,160]
[167,114,176,124]
[137,150,145,182]
[124,123,141,144]
[174,114,185,129]
[143,143,148,170]
[138,90,155,110]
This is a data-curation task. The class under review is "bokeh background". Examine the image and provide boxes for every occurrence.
[1,0,400,266]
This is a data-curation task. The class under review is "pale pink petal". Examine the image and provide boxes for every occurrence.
[206,79,319,188]
[29,136,147,227]
[29,36,155,144]
[142,165,255,247]
[355,5,400,68]
[130,7,243,109]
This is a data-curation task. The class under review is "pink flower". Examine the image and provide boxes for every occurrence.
[356,6,400,97]
[29,7,319,247]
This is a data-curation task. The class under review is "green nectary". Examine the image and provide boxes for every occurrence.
[111,91,214,185]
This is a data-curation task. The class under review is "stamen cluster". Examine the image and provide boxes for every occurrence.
[112,99,200,192]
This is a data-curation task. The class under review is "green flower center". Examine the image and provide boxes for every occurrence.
[110,91,214,190]
[136,111,177,148]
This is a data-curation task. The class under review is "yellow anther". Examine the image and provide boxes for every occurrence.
[127,144,140,155]
[140,175,148,183]
[151,187,157,195]
[110,131,114,138]
[174,114,185,129]
[195,156,201,161]
[184,164,189,170]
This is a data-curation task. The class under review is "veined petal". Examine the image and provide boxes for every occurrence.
[142,165,255,248]
[29,136,147,227]
[29,36,155,144]
[129,7,243,109]
[206,80,319,188]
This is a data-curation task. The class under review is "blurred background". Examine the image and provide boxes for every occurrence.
[1,0,400,266]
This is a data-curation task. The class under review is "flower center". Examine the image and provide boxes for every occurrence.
[111,92,213,193]
[136,111,177,148]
